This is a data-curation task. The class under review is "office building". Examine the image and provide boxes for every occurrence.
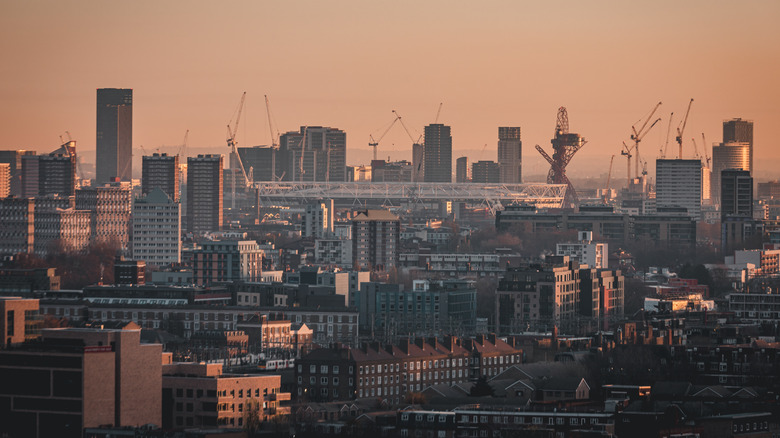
[498,126,522,183]
[423,124,452,183]
[237,145,287,182]
[655,159,702,220]
[76,180,133,249]
[352,209,400,271]
[0,198,34,256]
[471,160,500,184]
[162,362,289,429]
[711,142,750,205]
[0,297,41,347]
[723,118,753,174]
[142,153,180,201]
[358,280,477,335]
[96,88,133,184]
[0,163,9,198]
[114,258,146,285]
[192,240,264,286]
[0,327,162,438]
[0,150,36,196]
[20,153,40,197]
[455,156,469,183]
[371,160,412,182]
[721,169,753,219]
[33,206,91,257]
[303,200,334,238]
[38,142,77,197]
[186,154,223,233]
[280,126,347,182]
[132,188,181,265]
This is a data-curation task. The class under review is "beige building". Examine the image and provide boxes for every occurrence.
[498,126,522,184]
[192,240,264,286]
[76,180,132,249]
[162,362,290,429]
[0,297,41,347]
[351,209,400,271]
[0,162,9,198]
[132,187,181,265]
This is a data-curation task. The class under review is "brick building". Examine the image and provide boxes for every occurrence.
[162,362,290,429]
[0,326,162,438]
[0,297,41,347]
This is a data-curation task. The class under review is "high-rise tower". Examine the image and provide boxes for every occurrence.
[711,142,750,205]
[498,127,522,183]
[186,154,223,233]
[96,88,133,184]
[142,153,180,201]
[656,159,702,221]
[423,124,452,183]
[722,119,753,174]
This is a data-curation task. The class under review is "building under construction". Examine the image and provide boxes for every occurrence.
[535,107,586,208]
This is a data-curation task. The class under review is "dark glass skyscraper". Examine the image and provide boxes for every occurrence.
[423,124,452,183]
[96,88,133,184]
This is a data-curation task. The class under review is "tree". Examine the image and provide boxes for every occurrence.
[470,376,494,397]
[243,398,262,436]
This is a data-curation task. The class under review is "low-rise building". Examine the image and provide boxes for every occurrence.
[162,362,289,429]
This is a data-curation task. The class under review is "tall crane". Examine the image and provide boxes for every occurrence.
[434,102,443,124]
[226,92,251,209]
[675,99,694,159]
[175,129,189,157]
[621,141,633,186]
[264,95,280,148]
[661,112,674,158]
[604,154,615,203]
[701,133,711,168]
[630,101,662,178]
[368,114,399,161]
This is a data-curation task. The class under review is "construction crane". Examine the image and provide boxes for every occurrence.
[661,112,674,158]
[691,137,701,160]
[175,130,189,157]
[392,110,423,144]
[297,126,309,182]
[226,92,251,209]
[701,133,711,168]
[368,115,399,161]
[434,102,443,124]
[621,141,633,186]
[604,154,615,203]
[675,99,694,159]
[630,101,662,178]
[264,95,280,148]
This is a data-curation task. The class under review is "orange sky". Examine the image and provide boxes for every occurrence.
[1,1,779,179]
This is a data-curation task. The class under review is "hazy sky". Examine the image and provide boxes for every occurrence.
[1,1,779,179]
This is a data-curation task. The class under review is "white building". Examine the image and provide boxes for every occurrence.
[655,159,702,221]
[314,238,353,268]
[132,187,181,265]
[303,199,334,238]
[556,231,608,269]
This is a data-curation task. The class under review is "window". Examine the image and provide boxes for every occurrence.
[333,365,340,374]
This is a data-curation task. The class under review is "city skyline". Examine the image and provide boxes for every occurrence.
[1,1,778,180]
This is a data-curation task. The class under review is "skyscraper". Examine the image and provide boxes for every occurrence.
[456,156,469,183]
[412,143,425,182]
[498,127,522,183]
[655,159,702,220]
[37,142,77,197]
[0,150,36,196]
[142,153,180,201]
[723,118,753,174]
[423,124,452,183]
[96,88,133,184]
[472,160,500,184]
[721,169,753,219]
[132,187,181,265]
[711,142,750,205]
[352,210,400,271]
[186,154,223,233]
[280,126,347,182]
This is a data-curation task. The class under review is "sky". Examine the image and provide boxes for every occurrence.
[1,1,779,180]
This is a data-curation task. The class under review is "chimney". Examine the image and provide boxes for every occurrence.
[476,334,485,345]
[414,337,425,350]
[399,338,411,355]
[487,333,497,345]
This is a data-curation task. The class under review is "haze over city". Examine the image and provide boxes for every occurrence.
[2,1,779,178]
